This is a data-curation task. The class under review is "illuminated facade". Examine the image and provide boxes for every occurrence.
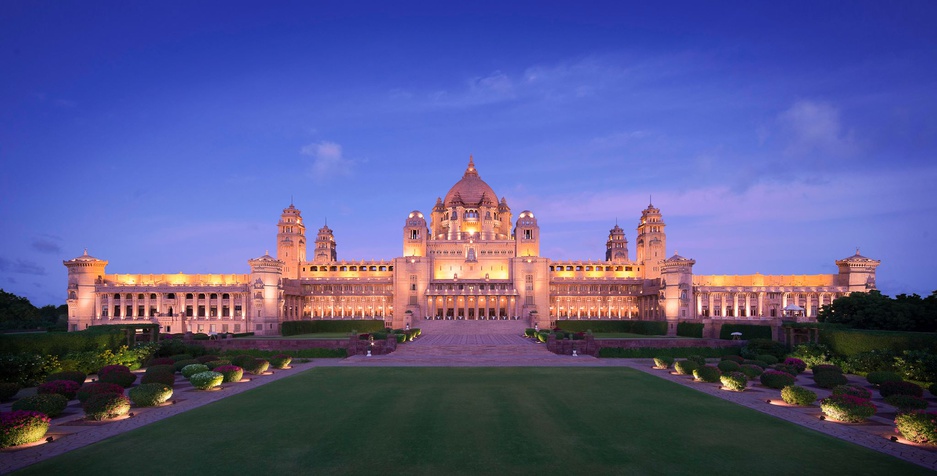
[65,158,880,335]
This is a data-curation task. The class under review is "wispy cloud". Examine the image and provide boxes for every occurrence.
[776,100,858,159]
[0,257,46,276]
[31,235,62,254]
[301,141,356,180]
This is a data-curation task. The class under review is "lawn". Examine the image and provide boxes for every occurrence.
[14,367,929,475]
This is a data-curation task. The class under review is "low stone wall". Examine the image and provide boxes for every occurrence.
[548,334,745,356]
[187,335,398,356]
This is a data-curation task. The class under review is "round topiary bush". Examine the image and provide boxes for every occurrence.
[196,355,220,364]
[214,365,244,383]
[76,382,124,404]
[141,371,175,388]
[687,355,707,366]
[693,365,722,383]
[145,357,175,367]
[205,360,232,370]
[885,394,929,413]
[720,355,744,364]
[38,380,80,400]
[831,385,872,400]
[720,372,748,392]
[673,360,699,376]
[11,393,69,418]
[760,370,796,389]
[230,355,255,368]
[812,364,843,375]
[269,354,292,369]
[756,354,779,366]
[740,364,764,380]
[83,393,131,421]
[98,370,137,389]
[173,359,201,372]
[820,394,877,422]
[771,364,798,376]
[895,411,937,445]
[97,365,130,379]
[717,360,741,373]
[189,371,223,390]
[813,370,848,389]
[652,357,674,369]
[0,411,51,448]
[781,385,817,406]
[783,358,807,374]
[867,371,903,386]
[880,381,924,398]
[181,364,210,379]
[243,359,270,376]
[0,382,21,402]
[128,383,173,407]
[45,371,86,386]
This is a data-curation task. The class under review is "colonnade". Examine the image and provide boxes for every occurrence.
[427,294,515,319]
[303,296,390,318]
[550,296,639,318]
[95,291,247,319]
[695,291,841,319]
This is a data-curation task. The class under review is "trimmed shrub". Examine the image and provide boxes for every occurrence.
[269,354,292,369]
[38,380,80,400]
[895,411,937,445]
[722,324,772,341]
[740,364,764,380]
[771,364,798,376]
[140,371,175,388]
[97,364,130,378]
[0,411,51,448]
[813,370,848,389]
[756,354,779,366]
[145,357,175,367]
[783,358,807,374]
[243,359,270,376]
[145,364,175,376]
[598,346,742,359]
[720,372,748,391]
[693,365,722,383]
[45,371,86,386]
[880,381,924,398]
[867,371,903,386]
[820,394,877,422]
[173,359,200,372]
[740,339,787,359]
[781,385,817,406]
[129,383,173,407]
[721,355,744,364]
[181,364,210,379]
[214,365,244,383]
[98,370,137,388]
[0,382,21,402]
[0,327,123,357]
[687,355,707,366]
[524,328,535,338]
[832,385,872,400]
[676,322,704,338]
[673,360,699,375]
[894,350,937,383]
[717,360,741,373]
[83,393,131,421]
[743,360,769,369]
[168,353,195,362]
[812,364,843,375]
[11,394,68,418]
[189,371,223,390]
[885,394,929,413]
[819,328,937,357]
[652,357,674,369]
[76,382,124,404]
[196,355,220,364]
[230,355,256,368]
[205,360,232,370]
[760,370,795,389]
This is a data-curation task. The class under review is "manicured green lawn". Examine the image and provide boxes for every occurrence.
[15,367,929,475]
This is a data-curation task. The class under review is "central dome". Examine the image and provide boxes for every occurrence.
[443,156,498,207]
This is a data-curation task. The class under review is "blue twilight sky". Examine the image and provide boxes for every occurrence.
[1,1,936,307]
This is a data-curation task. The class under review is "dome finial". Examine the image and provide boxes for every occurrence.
[83,248,89,256]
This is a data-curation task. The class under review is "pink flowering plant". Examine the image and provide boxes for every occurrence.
[0,411,51,448]
[895,411,937,445]
[783,358,807,374]
[38,380,80,400]
[820,394,877,422]
[214,365,244,383]
[831,384,872,400]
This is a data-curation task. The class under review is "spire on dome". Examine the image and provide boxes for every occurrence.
[464,155,478,177]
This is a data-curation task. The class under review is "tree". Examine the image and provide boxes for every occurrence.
[818,290,937,332]
[0,289,42,329]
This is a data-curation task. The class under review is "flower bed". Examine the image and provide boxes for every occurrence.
[0,411,51,448]
[781,385,816,406]
[783,358,807,373]
[97,365,130,379]
[820,394,876,423]
[720,372,747,392]
[38,380,80,400]
[760,370,795,389]
[76,382,124,404]
[189,371,224,390]
[895,411,937,445]
[214,365,244,383]
[11,393,68,418]
[129,383,173,407]
[83,393,131,421]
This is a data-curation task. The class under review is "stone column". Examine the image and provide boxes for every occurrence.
[733,293,739,318]
[744,293,751,318]
[757,292,764,318]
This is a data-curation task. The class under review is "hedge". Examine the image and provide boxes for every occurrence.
[676,322,704,338]
[281,320,386,336]
[0,411,51,448]
[0,328,124,357]
[11,394,68,418]
[598,346,741,359]
[720,324,771,340]
[554,320,667,335]
[895,411,937,445]
[819,329,937,357]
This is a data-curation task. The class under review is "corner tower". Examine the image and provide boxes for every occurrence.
[514,211,540,257]
[403,211,428,257]
[835,250,881,292]
[636,201,666,280]
[606,223,629,263]
[63,250,108,332]
[276,203,306,280]
[313,223,337,263]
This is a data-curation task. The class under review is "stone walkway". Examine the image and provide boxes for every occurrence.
[3,338,937,473]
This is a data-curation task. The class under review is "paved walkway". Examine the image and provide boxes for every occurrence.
[3,337,937,473]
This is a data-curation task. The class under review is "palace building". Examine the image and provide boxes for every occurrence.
[65,158,880,335]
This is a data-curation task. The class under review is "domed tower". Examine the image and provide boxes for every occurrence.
[636,201,666,280]
[276,203,306,280]
[63,249,108,332]
[498,197,512,238]
[514,211,540,257]
[835,249,881,292]
[660,253,696,335]
[403,211,428,257]
[605,223,629,263]
[313,223,337,263]
[434,156,504,241]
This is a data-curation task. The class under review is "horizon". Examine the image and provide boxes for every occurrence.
[1,2,935,306]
